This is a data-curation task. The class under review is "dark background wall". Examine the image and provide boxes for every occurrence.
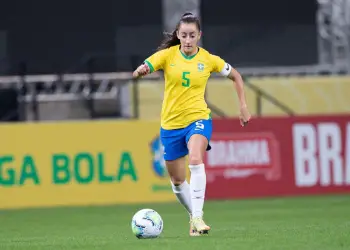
[0,0,317,75]
[0,0,163,74]
[201,0,318,67]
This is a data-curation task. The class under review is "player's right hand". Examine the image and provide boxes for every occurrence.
[133,64,150,78]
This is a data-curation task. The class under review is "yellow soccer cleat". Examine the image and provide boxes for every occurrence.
[191,217,211,235]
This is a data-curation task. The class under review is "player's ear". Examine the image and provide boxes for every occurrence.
[176,30,181,40]
[198,31,202,40]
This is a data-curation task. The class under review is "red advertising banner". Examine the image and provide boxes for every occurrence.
[205,115,350,200]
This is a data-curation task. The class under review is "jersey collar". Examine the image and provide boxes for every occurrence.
[179,45,200,60]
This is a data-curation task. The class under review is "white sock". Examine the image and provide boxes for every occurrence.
[171,180,192,216]
[189,164,206,218]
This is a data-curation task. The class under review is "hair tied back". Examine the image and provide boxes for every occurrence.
[182,12,194,18]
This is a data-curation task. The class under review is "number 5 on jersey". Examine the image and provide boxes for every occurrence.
[182,72,190,87]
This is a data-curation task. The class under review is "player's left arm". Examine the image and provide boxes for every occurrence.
[211,54,251,126]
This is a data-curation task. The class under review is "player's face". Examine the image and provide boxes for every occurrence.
[177,23,201,54]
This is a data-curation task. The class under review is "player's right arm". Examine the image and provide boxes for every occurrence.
[132,49,169,78]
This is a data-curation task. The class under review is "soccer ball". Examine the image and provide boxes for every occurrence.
[131,208,163,239]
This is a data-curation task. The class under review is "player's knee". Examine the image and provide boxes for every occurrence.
[188,153,203,165]
[170,176,185,186]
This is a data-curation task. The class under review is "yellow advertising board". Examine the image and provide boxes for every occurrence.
[0,120,176,209]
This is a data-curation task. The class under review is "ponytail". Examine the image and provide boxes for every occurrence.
[157,30,180,51]
[157,12,201,51]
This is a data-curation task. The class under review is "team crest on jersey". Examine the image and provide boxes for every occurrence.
[197,63,204,72]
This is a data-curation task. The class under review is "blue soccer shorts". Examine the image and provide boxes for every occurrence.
[160,119,213,161]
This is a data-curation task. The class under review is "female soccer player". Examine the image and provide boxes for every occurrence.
[133,12,251,236]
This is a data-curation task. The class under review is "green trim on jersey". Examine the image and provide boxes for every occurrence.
[144,60,154,73]
[179,48,199,60]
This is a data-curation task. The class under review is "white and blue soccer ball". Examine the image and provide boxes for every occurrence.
[131,208,163,239]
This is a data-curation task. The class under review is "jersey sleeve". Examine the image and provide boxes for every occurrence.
[209,54,232,77]
[144,49,169,73]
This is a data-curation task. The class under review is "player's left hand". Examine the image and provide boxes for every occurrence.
[239,105,251,127]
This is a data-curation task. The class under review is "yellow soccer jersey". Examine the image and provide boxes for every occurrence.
[144,45,230,130]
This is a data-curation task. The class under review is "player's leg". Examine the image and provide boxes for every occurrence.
[160,127,200,236]
[166,156,191,216]
[165,156,199,236]
[186,119,213,234]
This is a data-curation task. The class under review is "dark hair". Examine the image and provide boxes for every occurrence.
[157,12,201,51]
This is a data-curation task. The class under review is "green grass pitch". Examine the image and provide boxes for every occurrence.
[0,195,349,250]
